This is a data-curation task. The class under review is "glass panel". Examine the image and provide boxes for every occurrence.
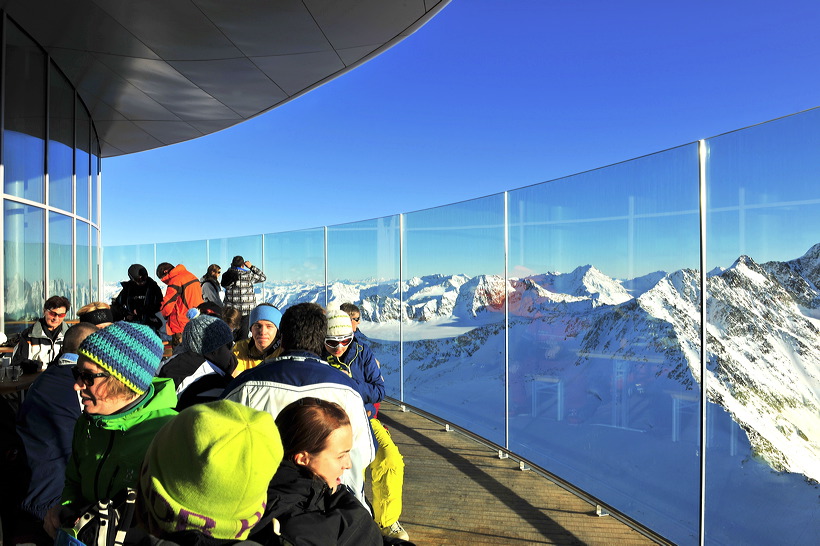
[91,226,100,301]
[327,216,401,397]
[207,234,263,304]
[4,201,44,333]
[103,244,156,303]
[75,221,90,312]
[402,195,506,444]
[92,146,100,225]
[156,240,207,284]
[704,108,820,544]
[3,23,45,202]
[508,144,701,543]
[48,64,74,211]
[263,228,325,309]
[75,98,90,219]
[48,211,73,306]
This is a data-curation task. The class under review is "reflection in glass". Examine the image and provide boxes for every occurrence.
[4,201,45,332]
[3,22,45,202]
[75,99,91,219]
[91,227,100,301]
[403,196,506,444]
[508,145,701,542]
[49,212,73,305]
[92,150,101,225]
[327,216,401,397]
[263,228,325,309]
[49,64,74,212]
[704,109,820,545]
[76,221,90,311]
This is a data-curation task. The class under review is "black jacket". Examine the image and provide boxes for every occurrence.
[266,461,382,546]
[112,278,163,329]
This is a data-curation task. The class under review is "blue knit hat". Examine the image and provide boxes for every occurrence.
[250,304,282,328]
[78,321,164,395]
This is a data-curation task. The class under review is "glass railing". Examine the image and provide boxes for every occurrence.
[103,107,820,545]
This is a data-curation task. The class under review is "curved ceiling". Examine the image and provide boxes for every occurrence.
[1,0,449,157]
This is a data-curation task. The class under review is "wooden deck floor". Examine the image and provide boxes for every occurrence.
[374,402,659,545]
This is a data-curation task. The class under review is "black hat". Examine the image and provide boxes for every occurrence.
[128,264,148,282]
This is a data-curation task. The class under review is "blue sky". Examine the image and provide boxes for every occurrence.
[104,0,820,279]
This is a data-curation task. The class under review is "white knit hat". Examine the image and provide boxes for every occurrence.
[325,308,353,340]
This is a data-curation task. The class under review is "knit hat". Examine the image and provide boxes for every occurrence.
[77,307,114,326]
[128,264,148,282]
[182,309,234,355]
[250,304,282,328]
[77,321,163,396]
[140,400,283,540]
[326,308,353,340]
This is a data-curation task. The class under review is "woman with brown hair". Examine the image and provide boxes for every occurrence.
[267,398,389,545]
[200,264,223,307]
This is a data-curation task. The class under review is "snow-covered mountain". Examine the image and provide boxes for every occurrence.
[255,246,820,483]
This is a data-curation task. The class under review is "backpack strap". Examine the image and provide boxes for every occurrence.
[166,279,199,308]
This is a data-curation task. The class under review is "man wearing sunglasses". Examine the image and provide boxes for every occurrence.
[12,295,71,373]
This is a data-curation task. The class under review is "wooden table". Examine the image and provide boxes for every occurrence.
[0,371,40,404]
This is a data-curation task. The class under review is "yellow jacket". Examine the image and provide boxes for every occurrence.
[231,337,282,376]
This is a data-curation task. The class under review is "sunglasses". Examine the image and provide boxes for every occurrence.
[350,316,361,323]
[46,310,67,318]
[71,365,111,387]
[325,337,353,349]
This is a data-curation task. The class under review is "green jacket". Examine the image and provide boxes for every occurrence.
[61,378,178,507]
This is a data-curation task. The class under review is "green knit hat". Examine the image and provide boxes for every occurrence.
[78,321,163,395]
[140,400,283,540]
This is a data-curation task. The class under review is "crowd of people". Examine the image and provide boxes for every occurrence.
[0,258,413,546]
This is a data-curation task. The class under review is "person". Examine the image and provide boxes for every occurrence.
[340,302,369,344]
[222,306,243,341]
[76,302,114,327]
[156,262,204,346]
[220,256,265,339]
[43,321,177,538]
[134,400,283,545]
[111,264,163,332]
[231,303,283,377]
[221,302,374,509]
[159,309,237,410]
[200,264,223,308]
[324,309,408,541]
[267,398,384,546]
[13,323,98,544]
[12,295,71,373]
[323,309,384,418]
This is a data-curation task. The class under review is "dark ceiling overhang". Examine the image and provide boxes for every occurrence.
[0,0,449,157]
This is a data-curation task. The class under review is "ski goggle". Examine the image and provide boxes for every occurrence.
[324,336,353,349]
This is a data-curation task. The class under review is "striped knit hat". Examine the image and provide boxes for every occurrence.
[326,308,353,340]
[78,321,164,395]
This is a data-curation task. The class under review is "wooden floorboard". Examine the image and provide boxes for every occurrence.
[374,402,658,545]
